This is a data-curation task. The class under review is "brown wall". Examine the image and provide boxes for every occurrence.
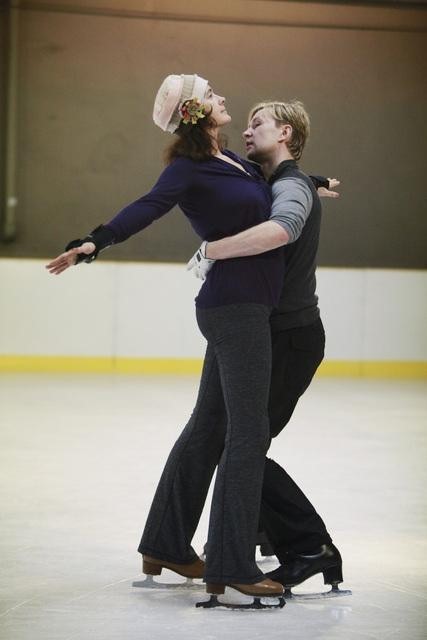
[1,0,427,267]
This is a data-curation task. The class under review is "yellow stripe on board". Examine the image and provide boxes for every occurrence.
[0,355,203,375]
[0,356,426,378]
[319,360,427,378]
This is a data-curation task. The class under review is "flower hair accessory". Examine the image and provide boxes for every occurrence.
[179,98,206,125]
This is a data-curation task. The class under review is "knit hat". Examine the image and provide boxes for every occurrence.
[153,74,209,133]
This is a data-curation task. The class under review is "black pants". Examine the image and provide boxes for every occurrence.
[260,317,333,559]
[138,304,272,584]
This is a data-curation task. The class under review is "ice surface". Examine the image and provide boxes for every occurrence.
[1,375,426,639]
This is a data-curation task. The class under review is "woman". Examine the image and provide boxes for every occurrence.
[46,74,285,607]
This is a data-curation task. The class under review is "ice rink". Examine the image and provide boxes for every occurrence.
[1,374,426,639]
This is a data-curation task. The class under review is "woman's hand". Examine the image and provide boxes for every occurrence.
[45,242,96,275]
[318,178,340,199]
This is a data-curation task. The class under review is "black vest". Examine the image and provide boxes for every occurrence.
[268,160,321,330]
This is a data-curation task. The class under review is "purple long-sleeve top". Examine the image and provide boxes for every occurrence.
[105,149,285,308]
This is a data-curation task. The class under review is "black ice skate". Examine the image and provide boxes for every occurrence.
[266,544,352,600]
[195,579,285,610]
[132,555,204,590]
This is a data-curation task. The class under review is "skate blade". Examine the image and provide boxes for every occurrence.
[132,574,202,590]
[285,585,352,601]
[195,595,285,610]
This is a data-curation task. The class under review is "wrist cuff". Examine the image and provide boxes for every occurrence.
[310,175,329,190]
[65,225,116,264]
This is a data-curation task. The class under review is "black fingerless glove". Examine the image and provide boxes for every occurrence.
[65,225,116,264]
[309,175,330,190]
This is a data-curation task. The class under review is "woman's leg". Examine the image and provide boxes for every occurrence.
[197,304,272,584]
[138,343,227,564]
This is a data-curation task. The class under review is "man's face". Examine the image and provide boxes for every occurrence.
[243,108,288,162]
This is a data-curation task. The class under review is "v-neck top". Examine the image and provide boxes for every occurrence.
[105,149,284,308]
[212,152,252,175]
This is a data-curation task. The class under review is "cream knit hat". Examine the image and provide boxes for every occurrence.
[153,74,209,133]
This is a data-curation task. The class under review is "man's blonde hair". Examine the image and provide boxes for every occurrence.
[249,100,310,161]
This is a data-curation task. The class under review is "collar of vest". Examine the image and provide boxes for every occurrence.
[268,159,298,185]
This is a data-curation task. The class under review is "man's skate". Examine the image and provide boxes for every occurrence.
[195,578,285,610]
[266,544,352,601]
[132,555,204,590]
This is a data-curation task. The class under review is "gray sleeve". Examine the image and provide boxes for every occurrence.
[270,177,313,243]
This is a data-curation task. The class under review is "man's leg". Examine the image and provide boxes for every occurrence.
[269,318,325,439]
[261,459,332,556]
[259,318,332,556]
[259,318,344,590]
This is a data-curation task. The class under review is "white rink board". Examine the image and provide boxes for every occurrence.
[1,259,426,361]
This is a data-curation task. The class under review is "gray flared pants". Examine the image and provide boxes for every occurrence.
[138,303,272,584]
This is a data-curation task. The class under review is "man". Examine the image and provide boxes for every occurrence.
[188,100,347,595]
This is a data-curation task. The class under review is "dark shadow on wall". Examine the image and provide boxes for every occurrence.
[0,5,7,237]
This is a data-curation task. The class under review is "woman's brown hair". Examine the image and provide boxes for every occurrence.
[164,111,227,163]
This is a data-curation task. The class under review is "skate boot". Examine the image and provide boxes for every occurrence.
[266,543,351,600]
[132,555,205,590]
[196,578,285,610]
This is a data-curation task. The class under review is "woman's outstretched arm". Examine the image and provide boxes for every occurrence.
[46,159,192,275]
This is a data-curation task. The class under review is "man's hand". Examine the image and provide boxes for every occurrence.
[318,178,340,199]
[186,241,216,280]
